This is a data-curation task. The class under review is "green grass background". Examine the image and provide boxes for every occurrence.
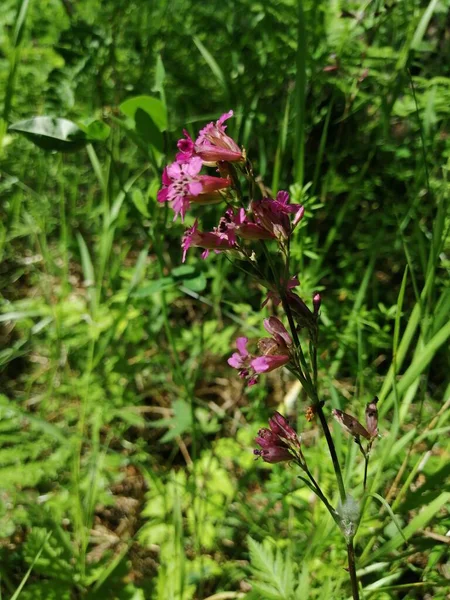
[0,0,449,598]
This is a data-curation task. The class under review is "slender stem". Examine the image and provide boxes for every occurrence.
[302,463,339,525]
[347,540,360,600]
[363,456,369,492]
[282,296,346,503]
[281,297,314,393]
[316,402,346,503]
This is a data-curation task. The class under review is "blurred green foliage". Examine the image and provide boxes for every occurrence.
[0,0,449,598]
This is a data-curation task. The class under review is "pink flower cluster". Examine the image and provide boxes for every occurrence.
[158,110,305,261]
[158,111,244,222]
[254,412,302,463]
[227,317,292,385]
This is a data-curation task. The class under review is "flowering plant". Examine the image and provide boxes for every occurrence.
[159,110,380,600]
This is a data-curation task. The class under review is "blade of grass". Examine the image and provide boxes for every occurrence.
[193,36,229,99]
[271,90,291,195]
[293,0,307,186]
[0,0,32,153]
[364,491,450,565]
[10,531,51,600]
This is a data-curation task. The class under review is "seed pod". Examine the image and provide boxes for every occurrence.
[332,409,371,440]
[365,396,379,438]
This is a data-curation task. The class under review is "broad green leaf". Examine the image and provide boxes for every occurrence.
[9,117,88,152]
[131,188,150,218]
[135,107,163,152]
[81,119,111,141]
[119,95,167,131]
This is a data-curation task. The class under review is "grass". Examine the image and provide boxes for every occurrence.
[0,0,449,598]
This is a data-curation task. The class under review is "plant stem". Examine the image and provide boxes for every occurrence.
[315,402,346,503]
[347,540,360,600]
[302,464,339,525]
[282,298,347,503]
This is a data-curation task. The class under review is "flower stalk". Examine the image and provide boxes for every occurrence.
[157,109,381,600]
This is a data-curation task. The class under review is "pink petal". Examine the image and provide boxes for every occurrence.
[251,355,290,373]
[157,187,169,203]
[276,190,290,205]
[236,337,249,357]
[263,317,292,346]
[185,156,203,177]
[188,181,203,196]
[228,353,243,369]
[218,110,233,128]
[166,161,182,179]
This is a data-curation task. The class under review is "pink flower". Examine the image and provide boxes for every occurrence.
[251,191,304,240]
[233,208,275,240]
[250,317,291,373]
[176,130,195,162]
[254,412,301,463]
[181,218,236,262]
[227,337,258,386]
[228,317,292,384]
[251,354,290,373]
[195,110,244,164]
[263,316,292,348]
[158,156,231,222]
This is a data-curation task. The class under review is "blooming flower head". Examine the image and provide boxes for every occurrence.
[251,191,304,240]
[332,409,371,440]
[158,156,231,222]
[195,110,244,164]
[227,337,258,385]
[181,218,236,262]
[228,317,292,384]
[252,317,292,373]
[254,412,302,463]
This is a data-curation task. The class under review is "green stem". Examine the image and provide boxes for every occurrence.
[316,401,346,504]
[347,540,360,600]
[302,463,339,525]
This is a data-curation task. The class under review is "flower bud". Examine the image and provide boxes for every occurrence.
[313,292,321,315]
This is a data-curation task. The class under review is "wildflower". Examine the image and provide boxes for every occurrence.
[365,396,379,438]
[254,411,301,463]
[251,317,291,374]
[194,110,244,164]
[227,337,258,386]
[181,219,235,262]
[228,317,292,385]
[233,208,275,241]
[176,130,195,162]
[158,156,231,222]
[251,191,304,240]
[332,409,371,441]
